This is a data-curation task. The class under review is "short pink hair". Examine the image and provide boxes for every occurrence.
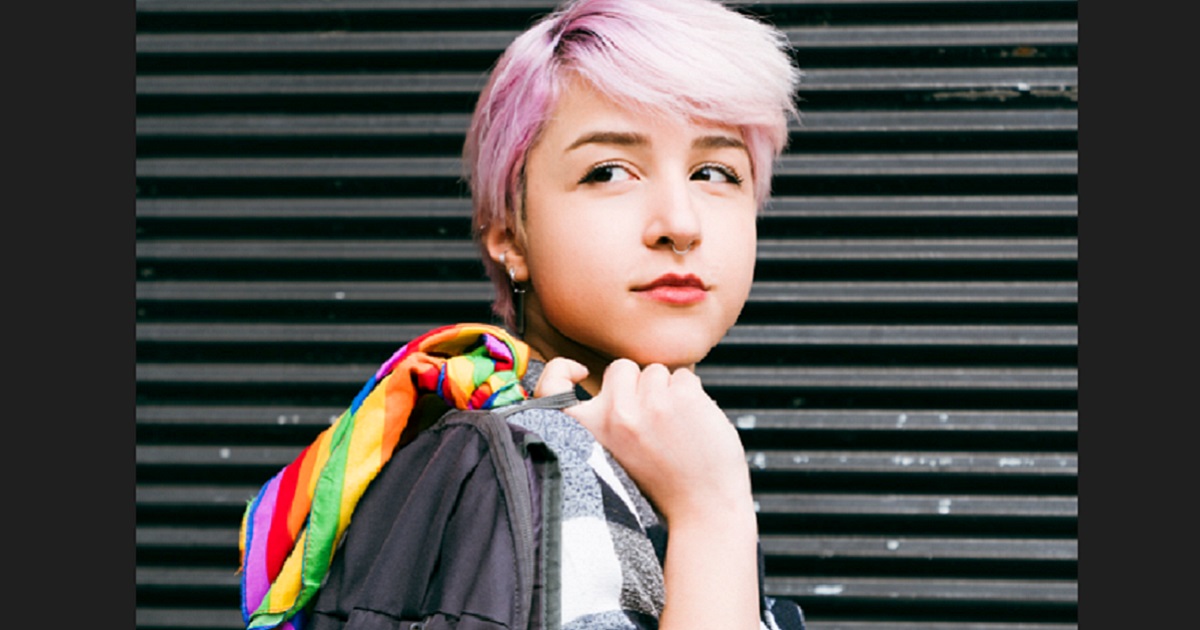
[463,0,802,328]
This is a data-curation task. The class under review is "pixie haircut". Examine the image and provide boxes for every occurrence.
[464,0,802,328]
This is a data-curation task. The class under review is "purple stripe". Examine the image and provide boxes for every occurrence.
[243,473,282,616]
[375,341,412,378]
[483,333,511,363]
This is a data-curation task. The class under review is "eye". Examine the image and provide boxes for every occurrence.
[691,163,743,185]
[579,162,635,184]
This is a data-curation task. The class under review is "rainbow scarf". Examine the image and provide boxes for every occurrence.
[238,323,531,630]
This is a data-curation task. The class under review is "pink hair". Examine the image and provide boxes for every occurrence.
[463,0,802,329]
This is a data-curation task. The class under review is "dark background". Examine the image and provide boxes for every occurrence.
[123,1,1138,628]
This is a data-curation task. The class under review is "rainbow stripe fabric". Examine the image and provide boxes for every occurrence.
[238,323,531,630]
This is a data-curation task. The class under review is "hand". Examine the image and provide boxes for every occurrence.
[536,357,753,525]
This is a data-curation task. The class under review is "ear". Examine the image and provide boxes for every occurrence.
[483,222,530,283]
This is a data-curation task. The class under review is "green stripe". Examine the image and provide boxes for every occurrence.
[294,390,358,613]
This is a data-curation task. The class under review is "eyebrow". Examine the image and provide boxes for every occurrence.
[566,131,648,151]
[564,131,746,153]
[692,134,747,151]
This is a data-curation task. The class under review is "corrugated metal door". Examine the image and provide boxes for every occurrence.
[135,1,1078,628]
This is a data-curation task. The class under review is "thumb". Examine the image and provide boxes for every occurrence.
[534,357,589,398]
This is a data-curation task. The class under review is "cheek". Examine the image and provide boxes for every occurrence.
[712,214,758,283]
[524,208,619,298]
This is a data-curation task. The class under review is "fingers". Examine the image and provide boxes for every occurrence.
[534,357,589,398]
[568,358,634,434]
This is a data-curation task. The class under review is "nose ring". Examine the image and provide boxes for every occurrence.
[670,240,693,255]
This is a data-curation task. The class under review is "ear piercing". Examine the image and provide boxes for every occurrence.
[508,265,526,335]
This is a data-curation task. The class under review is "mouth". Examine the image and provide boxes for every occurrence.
[632,273,709,305]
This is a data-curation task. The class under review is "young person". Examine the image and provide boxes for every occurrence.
[239,1,804,628]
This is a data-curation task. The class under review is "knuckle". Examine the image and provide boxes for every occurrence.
[643,363,669,378]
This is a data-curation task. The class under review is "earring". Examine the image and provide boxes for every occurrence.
[508,267,526,335]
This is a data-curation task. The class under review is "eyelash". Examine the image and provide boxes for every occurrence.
[693,162,743,185]
[578,161,743,185]
[578,161,631,185]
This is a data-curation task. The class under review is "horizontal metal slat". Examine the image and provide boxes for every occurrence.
[135,280,1077,303]
[133,611,1076,630]
[138,484,261,507]
[784,22,1075,47]
[136,0,1074,12]
[798,109,1077,132]
[763,195,1076,218]
[135,238,1076,262]
[764,576,1076,603]
[136,608,240,629]
[135,109,1077,137]
[729,409,1077,432]
[804,67,1076,92]
[136,239,478,260]
[135,0,563,10]
[136,484,1076,518]
[138,526,234,547]
[745,450,1076,475]
[136,156,462,178]
[748,281,1076,303]
[704,365,1077,390]
[133,609,1079,630]
[134,525,1073,562]
[134,195,1078,219]
[136,280,493,302]
[135,152,1077,178]
[136,72,489,96]
[796,619,1080,624]
[138,445,309,466]
[135,362,1077,390]
[135,323,1076,346]
[760,239,1077,260]
[775,152,1076,176]
[137,404,344,427]
[137,322,436,343]
[137,444,1075,474]
[136,113,473,137]
[136,569,1080,607]
[723,324,1076,346]
[135,67,1077,96]
[138,566,237,587]
[136,196,472,218]
[134,403,1077,433]
[753,493,1076,518]
[760,535,1075,561]
[136,30,520,53]
[134,22,1074,54]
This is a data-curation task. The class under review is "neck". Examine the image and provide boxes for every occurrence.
[520,295,611,396]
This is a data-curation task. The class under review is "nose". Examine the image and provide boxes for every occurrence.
[644,178,701,255]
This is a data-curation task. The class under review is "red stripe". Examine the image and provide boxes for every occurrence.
[264,443,311,580]
[469,384,493,409]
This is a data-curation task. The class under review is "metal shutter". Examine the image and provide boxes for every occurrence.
[135,1,1078,628]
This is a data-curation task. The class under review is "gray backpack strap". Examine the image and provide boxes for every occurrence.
[492,390,580,419]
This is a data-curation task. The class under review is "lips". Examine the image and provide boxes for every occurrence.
[632,273,708,305]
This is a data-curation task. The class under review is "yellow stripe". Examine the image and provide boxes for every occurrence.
[338,386,389,534]
[265,529,307,612]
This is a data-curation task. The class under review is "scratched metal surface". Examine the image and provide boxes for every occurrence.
[135,1,1078,628]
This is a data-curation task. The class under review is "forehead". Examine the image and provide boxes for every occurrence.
[536,75,746,149]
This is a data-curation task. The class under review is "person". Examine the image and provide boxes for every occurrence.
[238,1,804,628]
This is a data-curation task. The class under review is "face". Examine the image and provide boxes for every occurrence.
[487,77,758,392]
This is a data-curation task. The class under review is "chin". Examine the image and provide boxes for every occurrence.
[622,337,717,370]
